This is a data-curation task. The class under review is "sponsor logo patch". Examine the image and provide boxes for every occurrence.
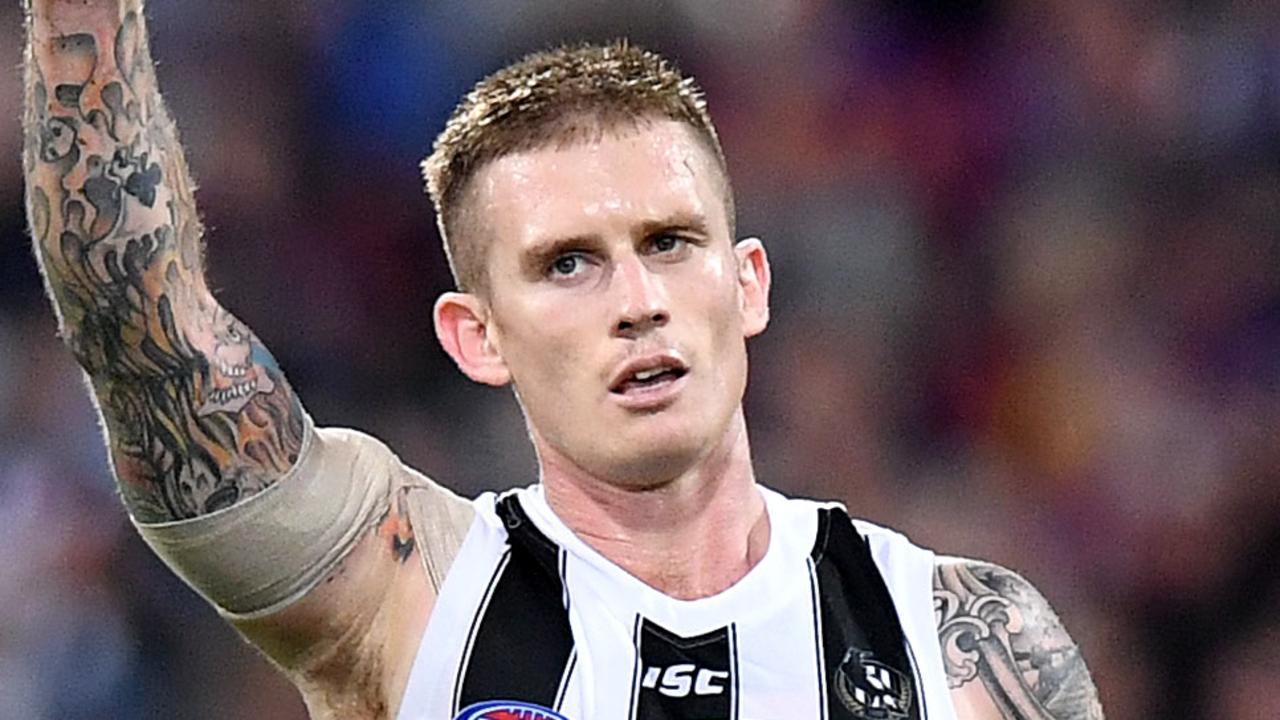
[641,663,729,698]
[453,700,570,720]
[634,618,735,719]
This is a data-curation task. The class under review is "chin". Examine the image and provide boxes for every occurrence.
[598,449,702,490]
[532,396,739,489]
[594,421,717,489]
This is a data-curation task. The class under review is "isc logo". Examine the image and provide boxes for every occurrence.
[640,664,729,698]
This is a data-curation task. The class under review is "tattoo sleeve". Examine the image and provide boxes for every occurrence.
[22,1,305,522]
[934,559,1105,720]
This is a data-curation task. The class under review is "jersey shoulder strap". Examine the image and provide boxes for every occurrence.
[448,493,577,715]
[809,504,923,720]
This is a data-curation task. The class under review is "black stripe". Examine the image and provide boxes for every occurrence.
[454,495,576,711]
[812,507,919,720]
[628,613,644,720]
[634,619,734,719]
[728,622,741,720]
[559,547,572,611]
[810,507,834,564]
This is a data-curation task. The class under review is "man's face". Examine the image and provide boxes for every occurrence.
[460,120,769,487]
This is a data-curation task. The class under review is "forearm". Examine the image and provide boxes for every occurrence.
[23,0,305,522]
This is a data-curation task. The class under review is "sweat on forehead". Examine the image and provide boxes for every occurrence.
[421,41,734,294]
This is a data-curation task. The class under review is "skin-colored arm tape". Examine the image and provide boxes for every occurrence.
[132,420,400,620]
[400,466,474,592]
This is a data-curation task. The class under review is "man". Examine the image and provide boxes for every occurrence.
[22,1,1104,719]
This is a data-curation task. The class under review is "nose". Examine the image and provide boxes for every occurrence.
[612,254,669,337]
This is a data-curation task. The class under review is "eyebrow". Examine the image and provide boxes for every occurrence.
[636,211,711,239]
[520,234,601,277]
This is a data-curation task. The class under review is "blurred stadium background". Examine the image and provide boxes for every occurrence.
[2,0,1279,717]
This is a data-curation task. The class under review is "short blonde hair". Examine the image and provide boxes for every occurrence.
[422,40,732,293]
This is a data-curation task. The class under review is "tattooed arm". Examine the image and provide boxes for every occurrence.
[23,0,303,520]
[934,558,1105,720]
[22,2,444,716]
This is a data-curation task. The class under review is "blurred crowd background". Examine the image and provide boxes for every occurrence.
[1,0,1278,717]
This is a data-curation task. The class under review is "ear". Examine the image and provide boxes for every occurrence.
[433,291,511,387]
[734,237,771,338]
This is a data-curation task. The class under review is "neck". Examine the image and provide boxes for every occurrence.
[537,411,769,600]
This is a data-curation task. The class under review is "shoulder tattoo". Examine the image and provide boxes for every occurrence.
[934,559,1105,720]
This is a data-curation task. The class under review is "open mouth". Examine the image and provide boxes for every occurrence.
[610,360,689,395]
[204,361,259,407]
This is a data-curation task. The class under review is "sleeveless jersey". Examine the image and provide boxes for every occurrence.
[396,485,957,720]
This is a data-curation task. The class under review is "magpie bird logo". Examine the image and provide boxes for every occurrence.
[833,649,913,720]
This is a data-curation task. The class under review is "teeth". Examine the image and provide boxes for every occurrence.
[634,367,666,381]
[209,380,257,405]
[217,362,248,378]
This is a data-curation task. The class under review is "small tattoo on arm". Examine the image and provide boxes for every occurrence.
[934,560,1105,720]
[381,489,418,564]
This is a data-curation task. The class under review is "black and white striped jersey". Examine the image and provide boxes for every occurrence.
[396,485,957,720]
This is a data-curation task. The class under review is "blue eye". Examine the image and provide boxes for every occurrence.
[550,254,582,277]
[653,235,682,253]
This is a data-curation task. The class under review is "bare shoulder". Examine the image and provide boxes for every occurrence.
[932,557,1105,720]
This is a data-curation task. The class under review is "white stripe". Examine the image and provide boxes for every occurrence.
[554,648,577,710]
[906,637,928,719]
[450,549,511,714]
[806,556,829,720]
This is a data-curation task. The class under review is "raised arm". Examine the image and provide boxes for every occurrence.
[23,0,303,521]
[934,558,1105,720]
[21,3,472,716]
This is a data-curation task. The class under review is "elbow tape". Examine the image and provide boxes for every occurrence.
[133,421,394,620]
